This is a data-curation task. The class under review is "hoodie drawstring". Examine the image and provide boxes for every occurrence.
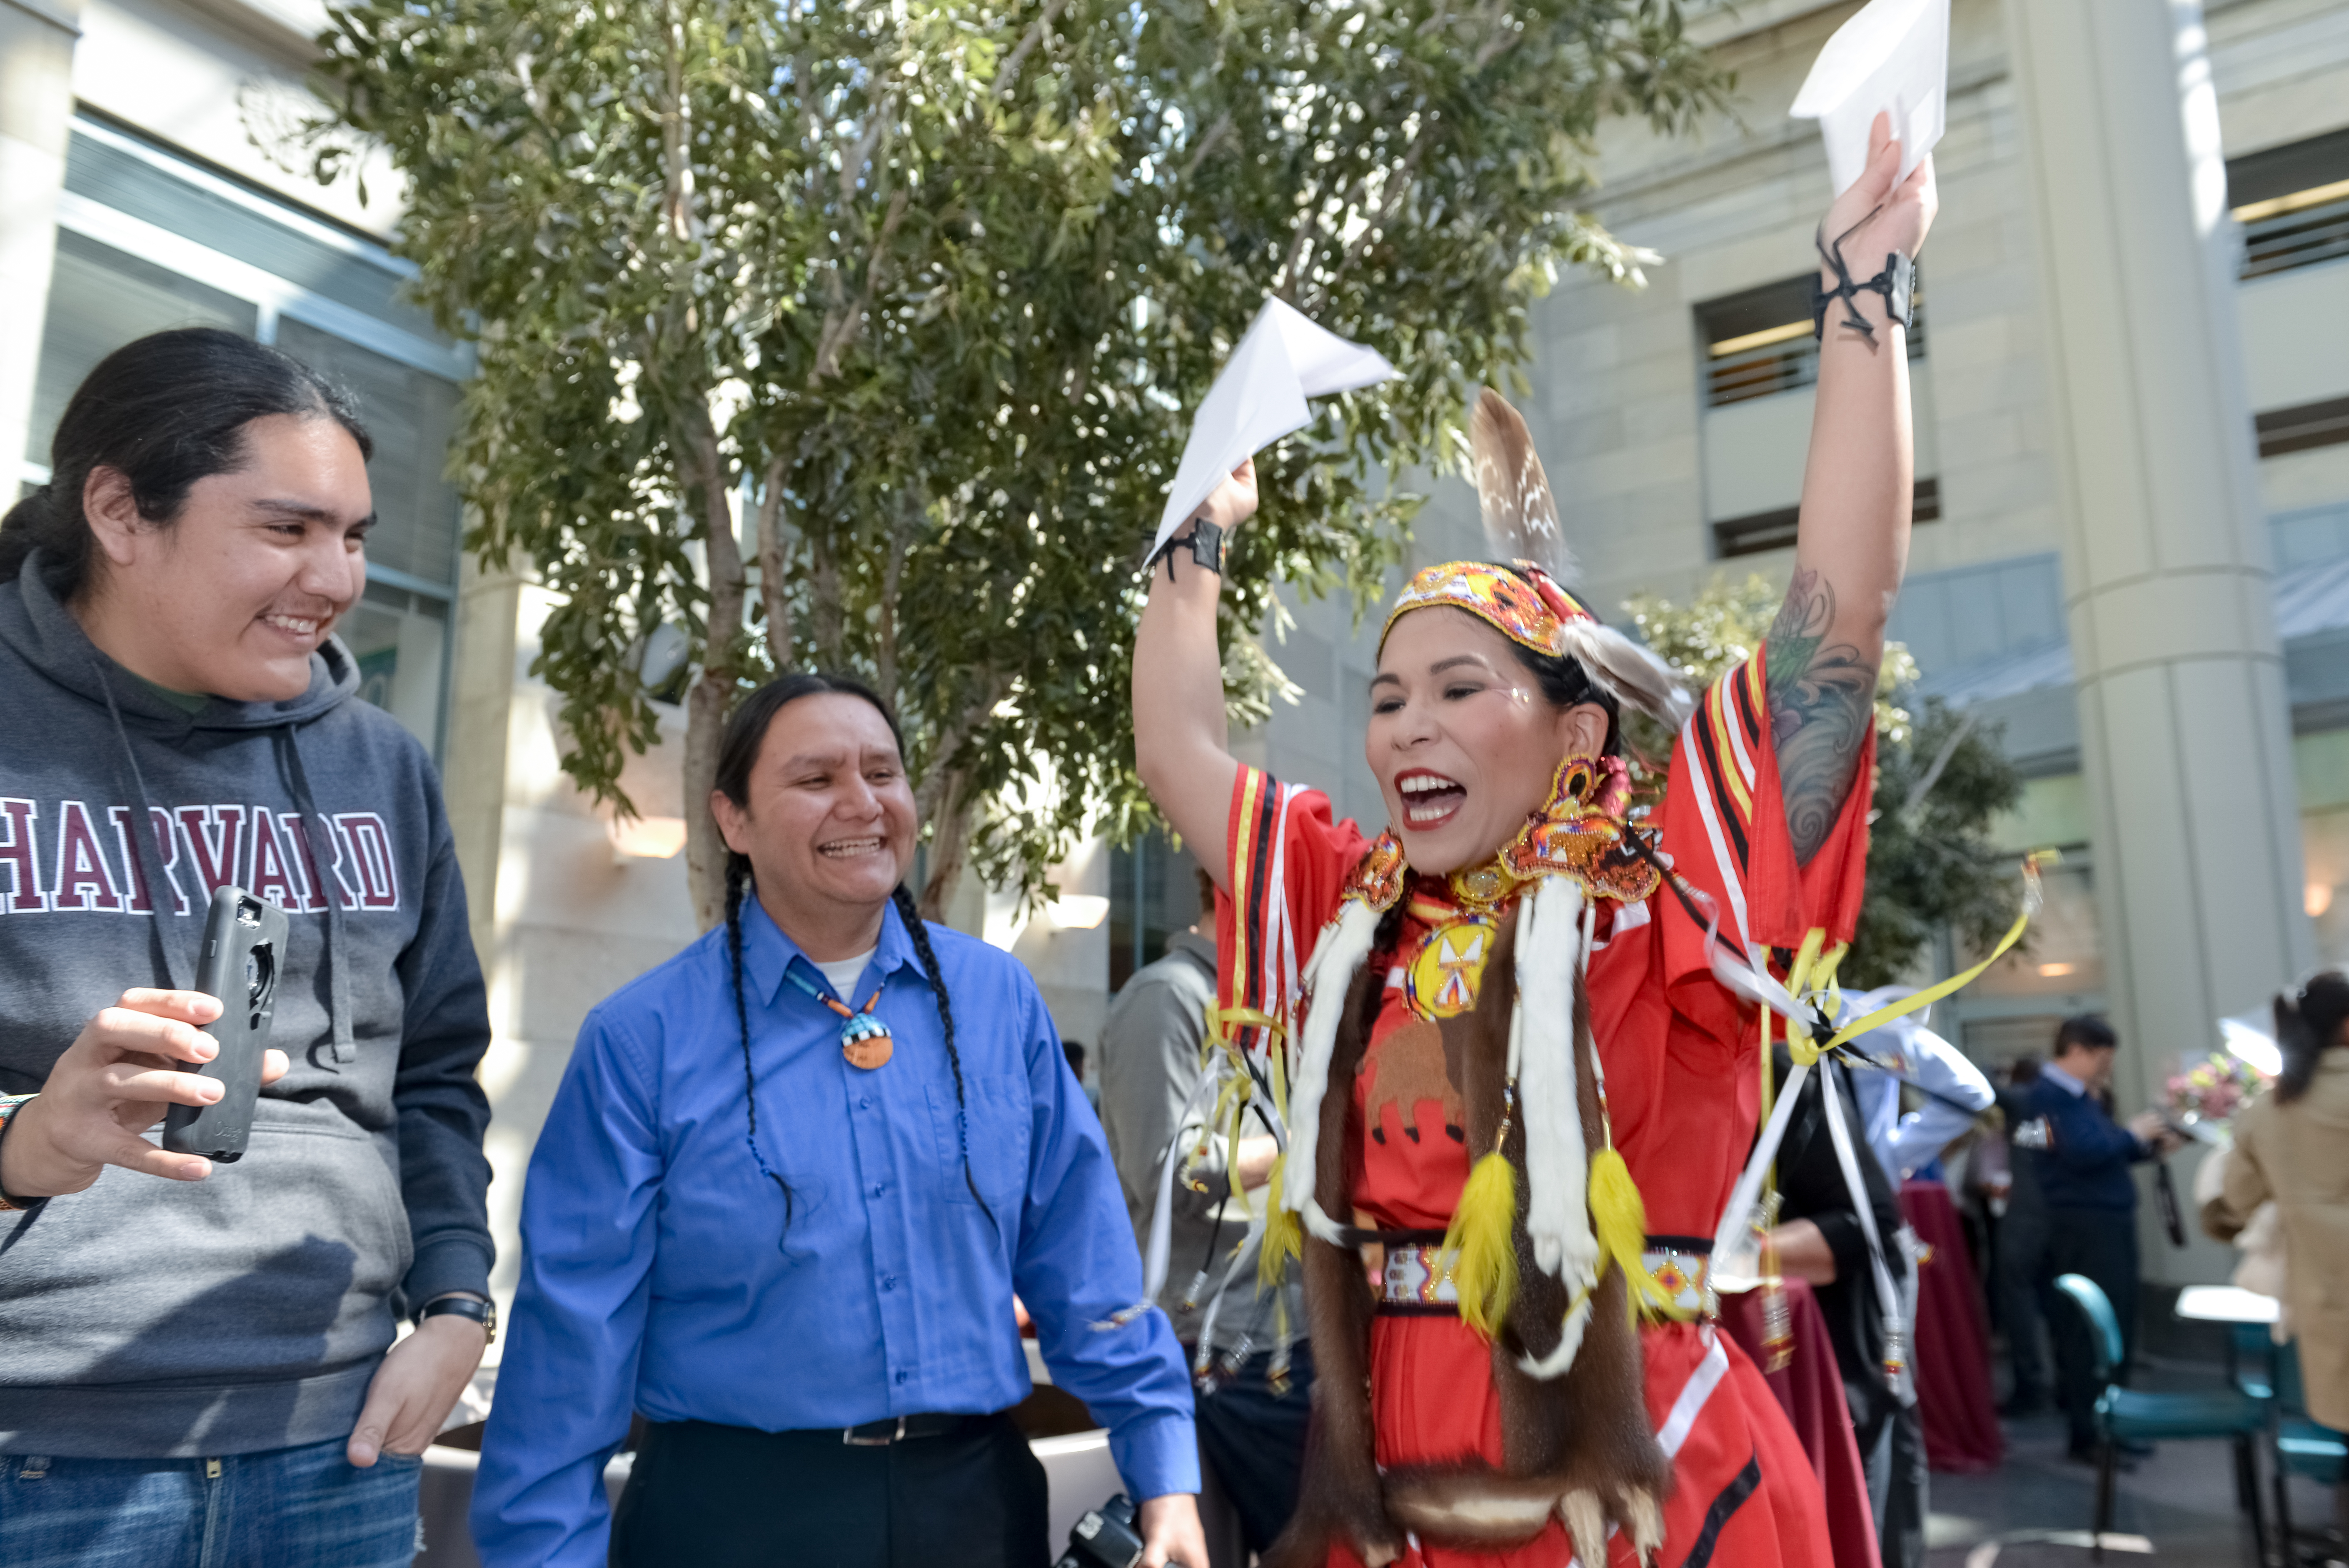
[280,727,355,1068]
[92,660,190,994]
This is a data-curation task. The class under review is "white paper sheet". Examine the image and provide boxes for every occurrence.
[1151,299,1398,552]
[1790,0,1950,197]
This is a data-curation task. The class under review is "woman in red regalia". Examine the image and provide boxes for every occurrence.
[1130,119,1935,1568]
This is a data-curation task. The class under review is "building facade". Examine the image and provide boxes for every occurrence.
[2,0,2342,1306]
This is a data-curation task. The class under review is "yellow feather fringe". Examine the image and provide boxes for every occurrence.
[1590,1146,1678,1320]
[1258,1156,1303,1294]
[1442,1150,1520,1339]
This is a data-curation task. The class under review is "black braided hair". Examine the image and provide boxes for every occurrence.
[891,883,997,1235]
[725,854,797,1237]
[714,672,994,1239]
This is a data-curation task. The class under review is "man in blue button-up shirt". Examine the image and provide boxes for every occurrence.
[473,677,1203,1567]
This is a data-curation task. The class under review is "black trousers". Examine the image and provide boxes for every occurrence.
[612,1413,1048,1568]
[2043,1206,2140,1448]
[1191,1341,1314,1557]
[1992,1205,2052,1403]
[1853,1388,1929,1568]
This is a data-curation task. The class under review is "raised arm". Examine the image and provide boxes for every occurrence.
[1132,460,1258,889]
[1768,114,1937,863]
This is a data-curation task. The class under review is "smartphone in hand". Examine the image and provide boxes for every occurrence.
[162,886,289,1163]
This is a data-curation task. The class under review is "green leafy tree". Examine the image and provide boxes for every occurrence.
[1625,573,2023,986]
[306,0,1726,928]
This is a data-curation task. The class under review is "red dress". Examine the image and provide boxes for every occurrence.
[1219,651,1874,1568]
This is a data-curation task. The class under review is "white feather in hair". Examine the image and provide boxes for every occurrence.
[1468,387,1693,726]
[1470,387,1575,581]
[1558,620,1696,730]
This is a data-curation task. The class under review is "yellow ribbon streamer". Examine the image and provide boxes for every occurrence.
[1802,856,2043,1058]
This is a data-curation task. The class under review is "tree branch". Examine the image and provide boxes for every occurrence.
[876,495,914,702]
[997,0,1069,99]
[1178,112,1232,185]
[811,186,911,383]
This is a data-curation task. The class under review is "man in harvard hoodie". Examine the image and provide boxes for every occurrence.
[0,328,493,1567]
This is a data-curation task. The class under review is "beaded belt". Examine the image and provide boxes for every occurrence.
[1380,1245,1462,1311]
[1375,1240,1713,1318]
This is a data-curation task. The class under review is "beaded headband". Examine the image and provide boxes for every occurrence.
[1379,559,1594,658]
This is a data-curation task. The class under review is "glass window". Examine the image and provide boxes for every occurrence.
[1961,857,2106,1002]
[275,319,462,589]
[1108,832,1207,993]
[2227,127,2349,280]
[27,231,257,466]
[342,580,450,752]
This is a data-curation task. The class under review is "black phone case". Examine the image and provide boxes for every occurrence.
[162,886,289,1163]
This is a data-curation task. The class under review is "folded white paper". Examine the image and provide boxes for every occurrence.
[1152,299,1398,552]
[1790,0,1949,197]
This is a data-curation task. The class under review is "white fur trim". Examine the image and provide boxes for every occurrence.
[1517,879,1598,1288]
[1286,899,1382,1246]
[1515,1292,1593,1381]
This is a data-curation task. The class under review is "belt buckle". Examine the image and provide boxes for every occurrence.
[843,1416,908,1447]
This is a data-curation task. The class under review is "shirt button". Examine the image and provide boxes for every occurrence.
[871,1183,885,1198]
[859,1096,871,1111]
[881,1275,896,1292]
[894,1371,909,1386]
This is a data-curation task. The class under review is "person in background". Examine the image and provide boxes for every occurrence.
[1989,1056,2051,1416]
[1098,867,1312,1567]
[474,674,1204,1568]
[1767,1045,1924,1568]
[2202,969,2349,1542]
[1838,999,1995,1187]
[0,328,496,1566]
[2021,1016,2182,1462]
[1064,1041,1102,1111]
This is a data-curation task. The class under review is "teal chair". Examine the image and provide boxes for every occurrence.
[2264,1337,2346,1554]
[2052,1273,2272,1561]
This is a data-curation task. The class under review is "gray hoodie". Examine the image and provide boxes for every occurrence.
[0,553,493,1458]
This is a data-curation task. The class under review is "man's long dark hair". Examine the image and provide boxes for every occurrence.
[711,672,991,1237]
[2275,969,2349,1105]
[0,328,371,594]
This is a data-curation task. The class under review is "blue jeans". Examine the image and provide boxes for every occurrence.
[0,1437,422,1568]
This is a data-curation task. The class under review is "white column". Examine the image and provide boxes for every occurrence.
[0,0,78,479]
[2007,0,2314,1283]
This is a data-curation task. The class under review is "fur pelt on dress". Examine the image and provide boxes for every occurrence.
[1263,909,1670,1568]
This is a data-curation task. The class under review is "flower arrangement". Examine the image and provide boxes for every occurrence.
[2166,1051,2271,1141]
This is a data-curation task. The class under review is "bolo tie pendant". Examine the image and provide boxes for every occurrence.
[831,993,893,1070]
[791,967,894,1069]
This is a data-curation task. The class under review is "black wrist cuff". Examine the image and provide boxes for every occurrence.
[1148,518,1225,582]
[1811,215,1915,344]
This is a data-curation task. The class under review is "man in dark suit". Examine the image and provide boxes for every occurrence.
[2017,1016,2181,1461]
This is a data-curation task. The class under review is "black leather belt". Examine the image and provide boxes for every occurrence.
[839,1412,983,1446]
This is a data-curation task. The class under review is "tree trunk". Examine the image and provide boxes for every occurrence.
[809,526,846,669]
[754,453,792,673]
[919,766,974,920]
[681,422,746,933]
[911,670,1009,920]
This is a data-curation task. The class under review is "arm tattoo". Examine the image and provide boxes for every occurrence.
[1764,568,1877,864]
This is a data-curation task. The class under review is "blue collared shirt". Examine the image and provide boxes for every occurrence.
[472,896,1198,1567]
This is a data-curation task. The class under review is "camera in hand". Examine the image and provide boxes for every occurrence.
[1054,1493,1146,1568]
